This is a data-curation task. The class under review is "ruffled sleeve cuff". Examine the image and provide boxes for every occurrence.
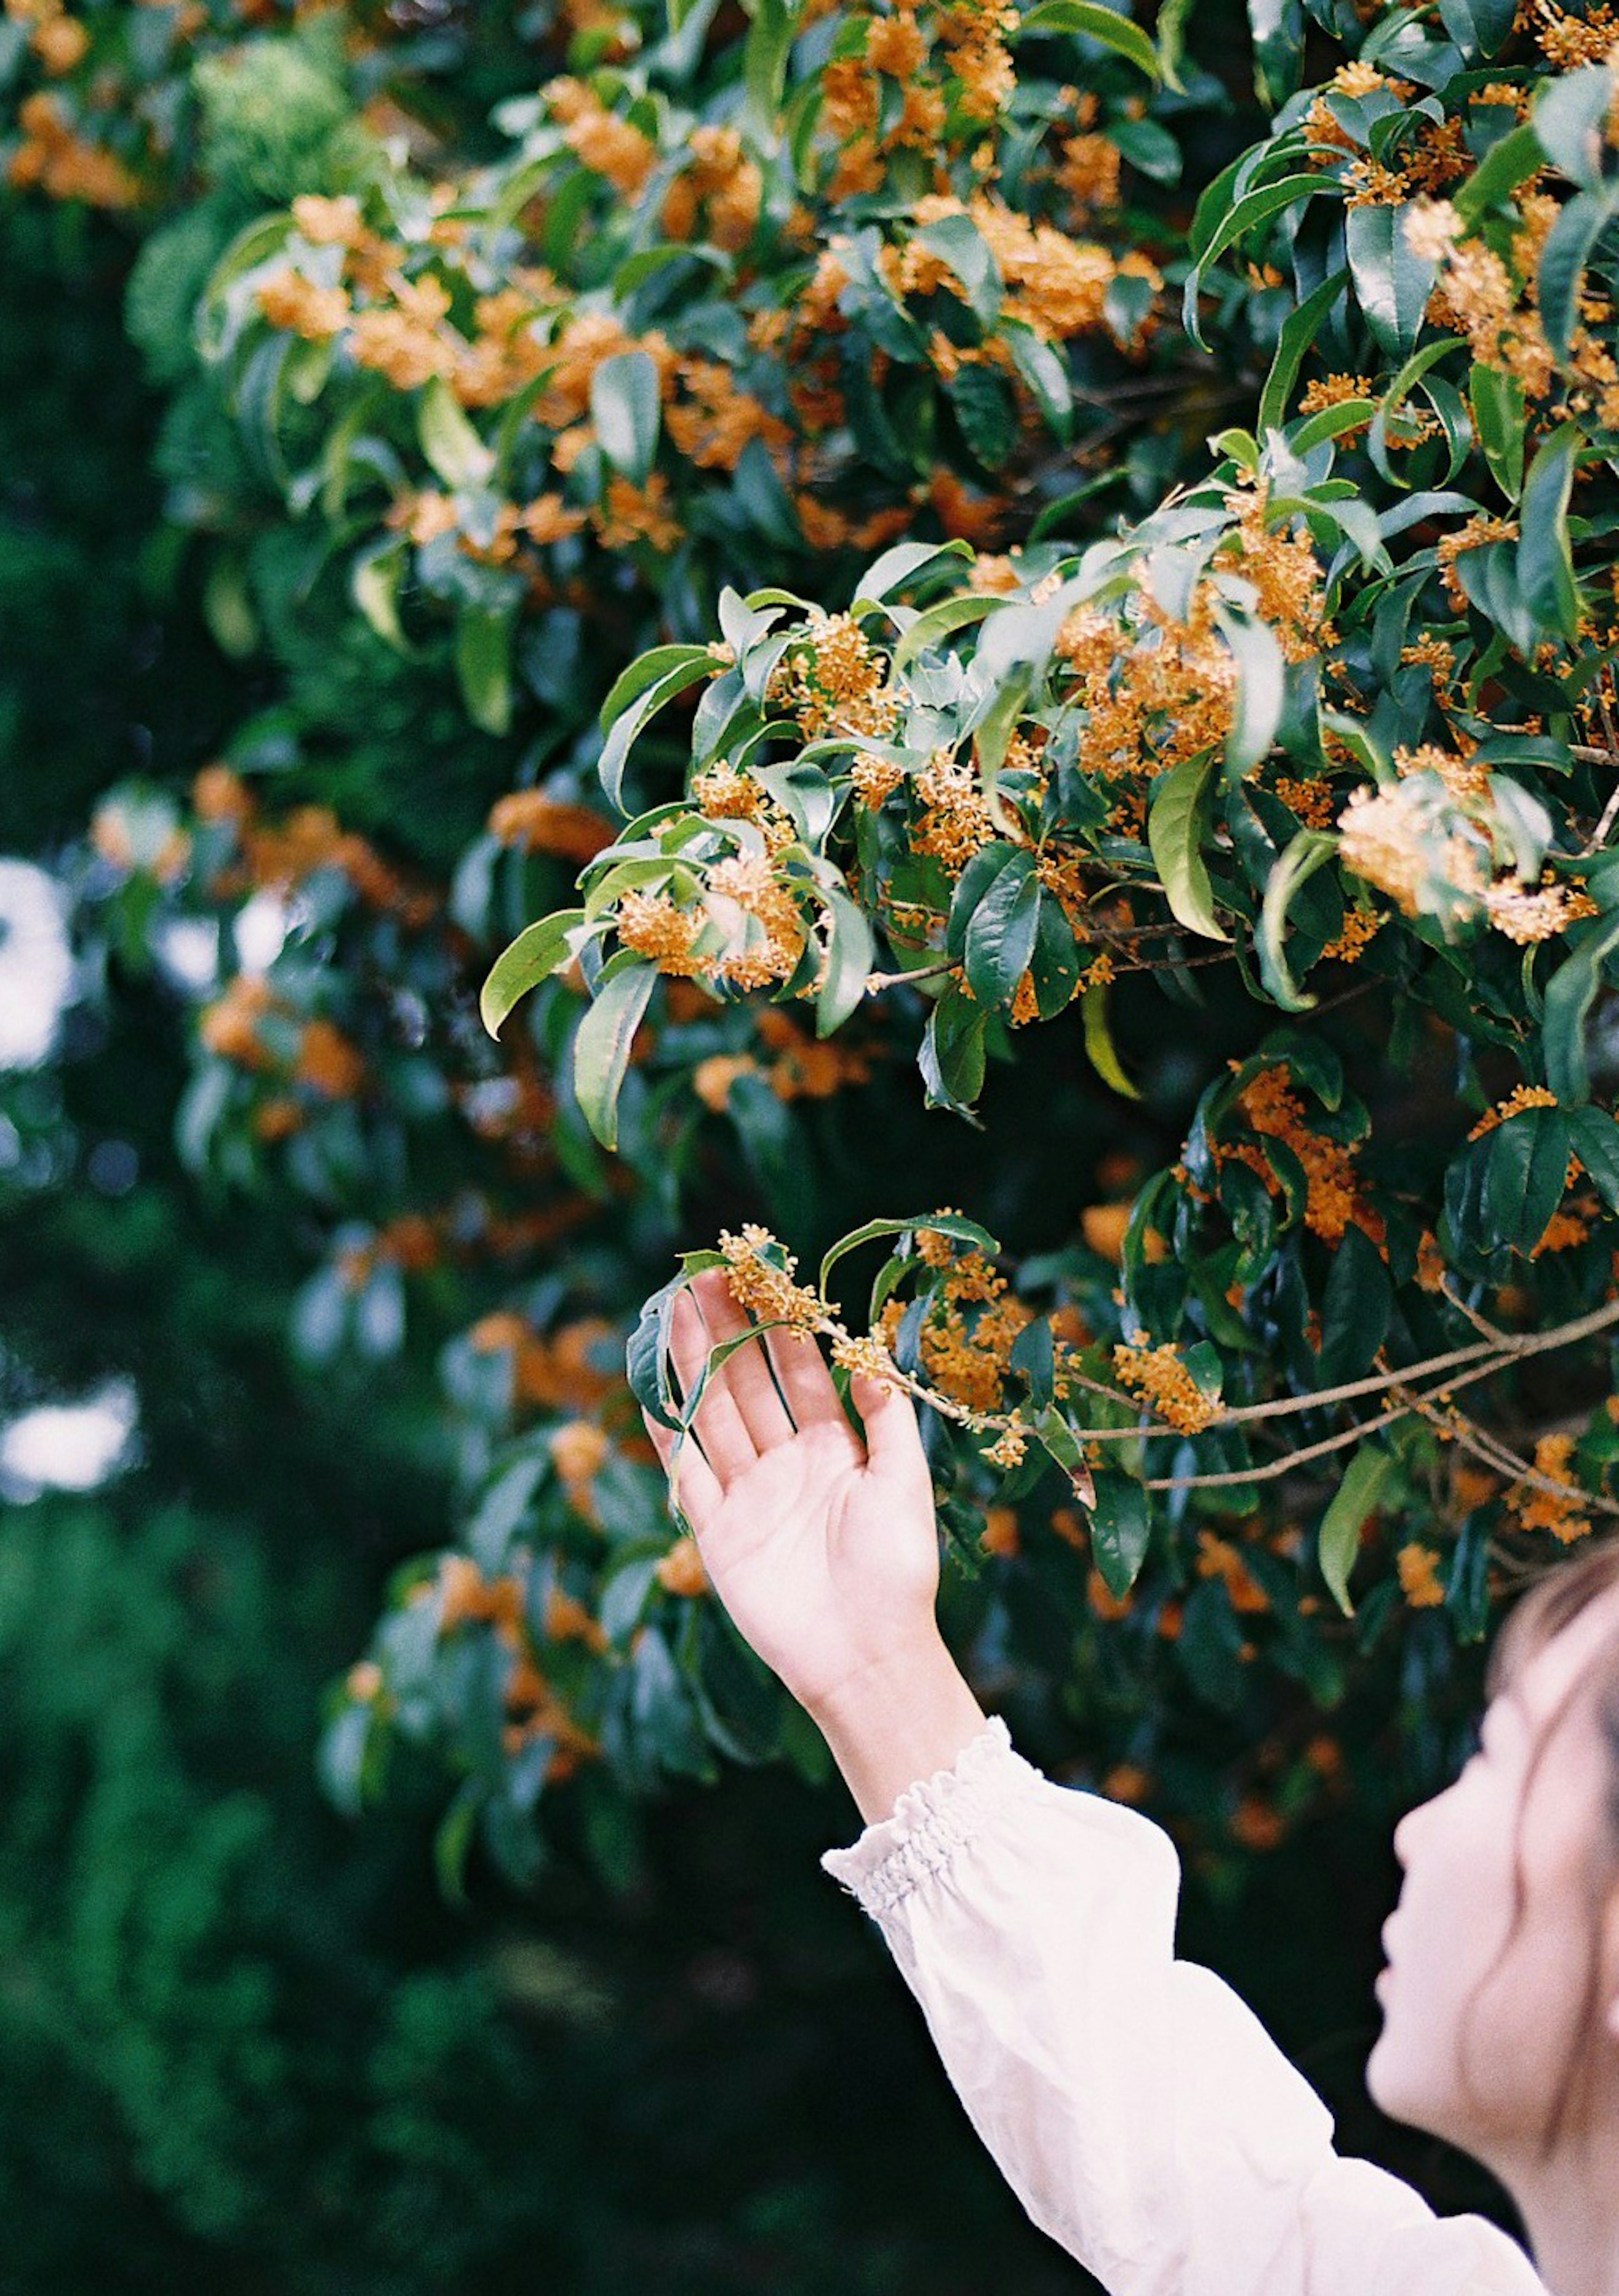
[819,1712,1051,1917]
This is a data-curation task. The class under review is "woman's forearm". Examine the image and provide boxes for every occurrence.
[810,1635,990,1827]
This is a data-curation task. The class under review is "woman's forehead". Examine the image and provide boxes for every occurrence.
[1506,1585,1619,1732]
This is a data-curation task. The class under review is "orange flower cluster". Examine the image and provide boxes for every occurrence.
[547,75,658,198]
[717,1224,827,1332]
[1466,1082,1562,1141]
[667,357,793,473]
[830,1330,904,1389]
[433,1552,613,1767]
[897,193,1161,352]
[336,1216,444,1295]
[7,89,141,206]
[1112,1341,1217,1433]
[692,1005,877,1112]
[487,790,617,861]
[1217,1061,1363,1245]
[1336,773,1493,921]
[199,973,366,1101]
[467,1312,622,1413]
[660,124,763,252]
[196,772,435,925]
[870,1236,1033,1414]
[1320,905,1384,964]
[1053,486,1326,785]
[1195,1529,1269,1612]
[1396,1542,1446,1607]
[655,1534,710,1595]
[911,749,996,873]
[767,614,897,742]
[1416,177,1619,428]
[1508,1431,1592,1544]
[1484,877,1599,945]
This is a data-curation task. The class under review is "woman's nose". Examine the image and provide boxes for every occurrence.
[1391,1794,1430,1871]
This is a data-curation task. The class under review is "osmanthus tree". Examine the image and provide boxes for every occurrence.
[8,0,1619,1913]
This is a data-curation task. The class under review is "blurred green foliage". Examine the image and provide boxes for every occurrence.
[14,0,1616,2275]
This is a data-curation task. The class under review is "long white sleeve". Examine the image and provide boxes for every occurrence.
[820,1715,1544,2296]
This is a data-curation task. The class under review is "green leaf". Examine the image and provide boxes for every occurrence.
[853,536,974,608]
[920,981,989,1116]
[1481,1103,1571,1254]
[1533,64,1616,192]
[816,889,874,1037]
[1452,120,1543,226]
[481,908,588,1037]
[433,1778,484,1908]
[1013,0,1160,78]
[818,1210,999,1305]
[1033,1402,1097,1509]
[1003,320,1074,442]
[1257,267,1348,435]
[1088,1471,1152,1598]
[1317,1443,1395,1617]
[1346,201,1437,360]
[1517,422,1582,640]
[912,212,1002,327]
[1538,189,1616,361]
[1544,908,1619,1104]
[1081,980,1140,1098]
[1248,0,1303,106]
[948,365,1018,470]
[893,591,1005,672]
[1570,1104,1619,1211]
[1182,175,1338,350]
[599,643,715,730]
[597,655,716,809]
[742,0,798,135]
[1148,748,1228,941]
[589,349,662,485]
[350,538,409,652]
[574,957,658,1149]
[1317,1224,1391,1386]
[456,604,514,737]
[1214,605,1285,777]
[963,849,1041,1005]
[417,375,494,487]
[1469,363,1525,502]
[1258,828,1338,1010]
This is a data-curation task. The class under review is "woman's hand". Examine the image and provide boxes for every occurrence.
[638,1266,945,1722]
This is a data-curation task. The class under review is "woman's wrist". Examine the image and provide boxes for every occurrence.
[809,1636,990,1828]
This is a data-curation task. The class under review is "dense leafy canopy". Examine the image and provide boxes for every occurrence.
[5,0,1619,2256]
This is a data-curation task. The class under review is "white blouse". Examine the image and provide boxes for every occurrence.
[820,1714,1546,2296]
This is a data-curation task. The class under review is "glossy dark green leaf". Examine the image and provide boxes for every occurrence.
[1346,201,1437,359]
[1517,423,1583,640]
[1148,748,1228,940]
[481,907,588,1037]
[1317,1223,1391,1386]
[573,956,657,1149]
[1545,908,1619,1102]
[816,889,874,1037]
[963,849,1040,1005]
[1480,1103,1571,1254]
[1087,1470,1152,1598]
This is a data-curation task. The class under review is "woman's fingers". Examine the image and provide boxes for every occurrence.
[666,1286,759,1482]
[640,1404,723,1531]
[685,1269,798,1451]
[762,1319,847,1431]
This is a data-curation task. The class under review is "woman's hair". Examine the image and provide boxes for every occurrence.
[1455,1533,1619,2160]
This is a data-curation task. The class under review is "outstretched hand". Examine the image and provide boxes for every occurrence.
[638,1267,944,1720]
